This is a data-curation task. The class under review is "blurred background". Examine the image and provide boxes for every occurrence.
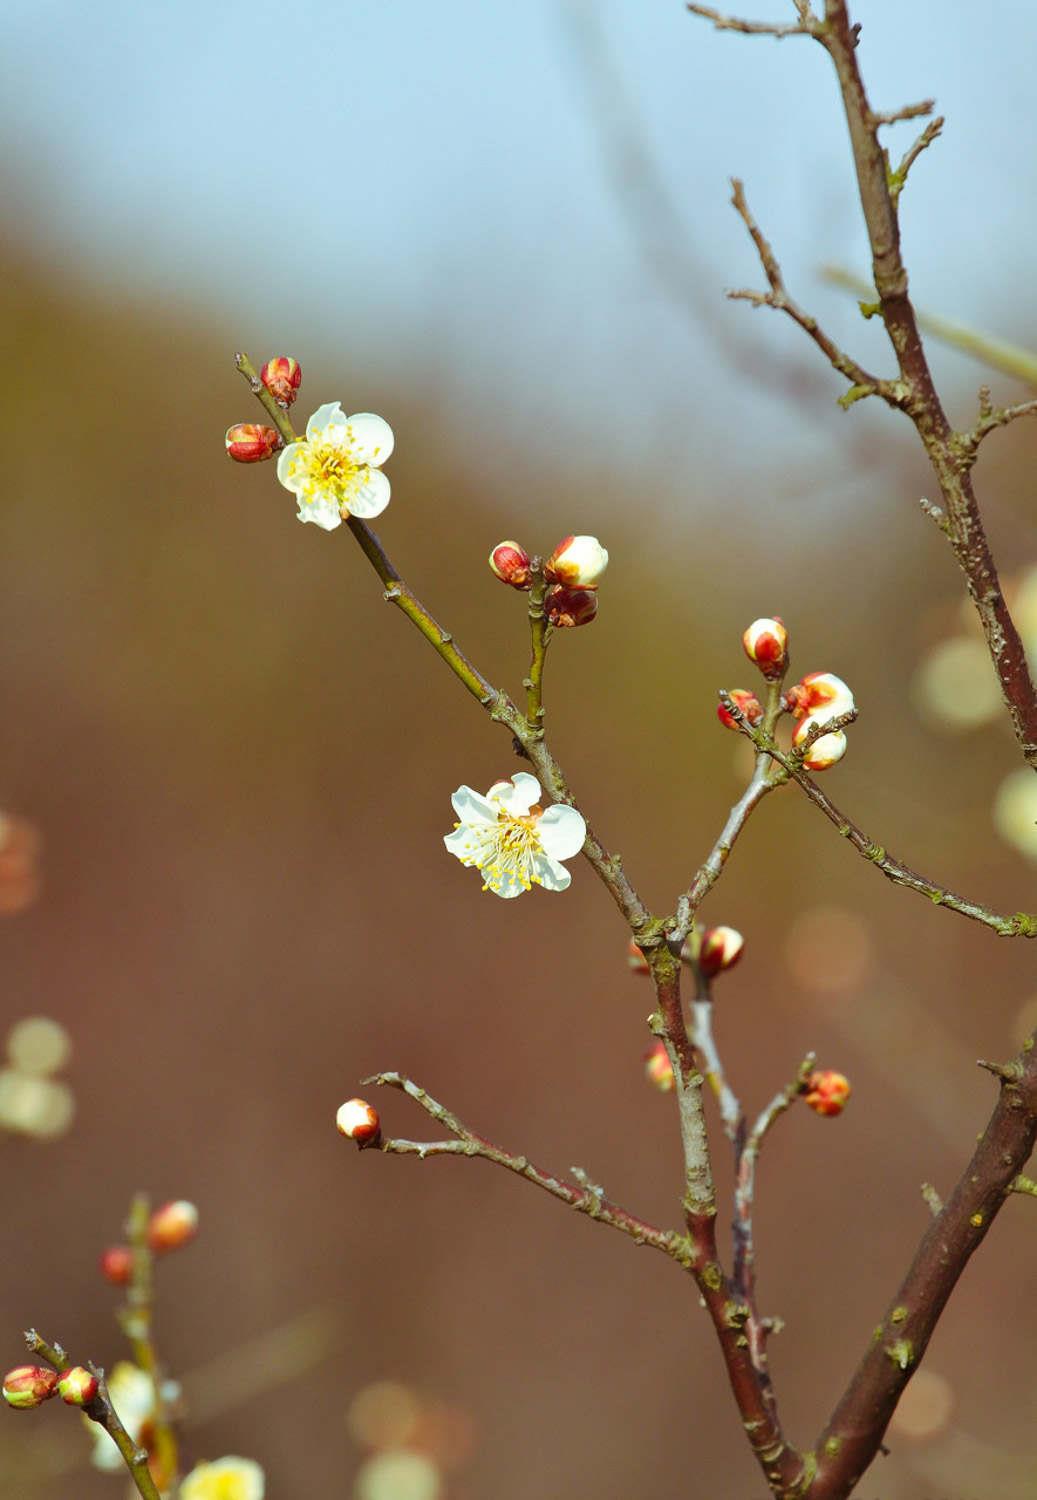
[2,1,1037,1496]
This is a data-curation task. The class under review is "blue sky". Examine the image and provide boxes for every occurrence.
[5,1,1035,513]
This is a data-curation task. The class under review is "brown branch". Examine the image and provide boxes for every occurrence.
[871,98,934,127]
[811,1042,1037,1498]
[811,0,1037,768]
[728,179,904,410]
[890,116,944,203]
[957,396,1037,459]
[362,1071,686,1263]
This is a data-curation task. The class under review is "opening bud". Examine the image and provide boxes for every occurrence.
[698,925,744,978]
[99,1245,134,1285]
[787,671,855,723]
[644,1041,675,1092]
[742,617,788,677]
[544,585,598,629]
[147,1200,199,1253]
[3,1365,58,1409]
[626,938,650,975]
[544,535,609,588]
[225,424,283,464]
[259,356,303,407]
[337,1097,381,1148]
[488,541,532,590]
[56,1366,98,1406]
[804,1069,851,1117]
[794,722,848,771]
[717,690,763,732]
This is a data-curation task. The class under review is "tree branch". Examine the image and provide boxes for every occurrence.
[362,1071,687,1263]
[720,693,1037,939]
[686,3,819,38]
[811,1042,1037,1498]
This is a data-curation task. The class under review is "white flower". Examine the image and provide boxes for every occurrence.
[277,402,393,531]
[444,772,586,898]
[85,1362,154,1470]
[180,1456,266,1500]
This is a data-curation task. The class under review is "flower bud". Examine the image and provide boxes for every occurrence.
[3,1365,58,1409]
[804,1069,851,1117]
[336,1097,381,1148]
[742,617,788,677]
[56,1366,98,1406]
[626,938,650,975]
[644,1041,675,1092]
[793,714,848,770]
[698,925,744,978]
[147,1200,199,1253]
[488,541,532,590]
[99,1245,134,1285]
[717,689,763,732]
[544,535,609,588]
[787,671,855,723]
[259,356,303,407]
[544,585,598,629]
[225,423,282,464]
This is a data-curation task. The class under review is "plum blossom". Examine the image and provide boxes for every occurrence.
[180,1456,266,1500]
[277,402,393,530]
[444,772,586,898]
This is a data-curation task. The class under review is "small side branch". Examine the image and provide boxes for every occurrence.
[362,1072,686,1264]
[889,116,944,204]
[723,701,1037,939]
[728,180,903,411]
[23,1331,162,1500]
[686,3,819,38]
[956,397,1037,463]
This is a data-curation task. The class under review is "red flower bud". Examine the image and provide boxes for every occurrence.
[488,541,532,589]
[3,1365,58,1409]
[698,925,744,978]
[544,585,597,628]
[56,1367,98,1406]
[147,1200,199,1252]
[717,690,763,731]
[644,1041,675,1092]
[804,1069,851,1117]
[742,617,788,677]
[336,1098,381,1148]
[225,423,282,464]
[99,1245,133,1286]
[259,356,303,407]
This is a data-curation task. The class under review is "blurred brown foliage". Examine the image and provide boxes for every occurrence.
[2,231,1037,1499]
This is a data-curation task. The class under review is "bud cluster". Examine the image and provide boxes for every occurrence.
[225,354,301,465]
[336,1097,382,1149]
[803,1069,851,1117]
[719,619,856,773]
[488,535,609,629]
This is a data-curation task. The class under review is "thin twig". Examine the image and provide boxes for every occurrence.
[686,3,818,38]
[119,1196,177,1486]
[889,116,944,203]
[870,98,934,127]
[23,1331,161,1500]
[721,695,1037,939]
[957,397,1037,459]
[525,571,549,733]
[732,1054,816,1397]
[728,180,904,411]
[362,1071,687,1263]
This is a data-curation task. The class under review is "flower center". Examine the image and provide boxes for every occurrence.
[474,809,545,890]
[297,438,367,508]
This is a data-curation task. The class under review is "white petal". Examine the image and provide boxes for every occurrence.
[537,804,586,860]
[344,468,391,519]
[344,412,395,466]
[276,441,306,494]
[534,856,572,892]
[451,786,496,825]
[486,780,515,804]
[444,828,477,860]
[507,773,542,814]
[296,493,342,531]
[306,402,346,440]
